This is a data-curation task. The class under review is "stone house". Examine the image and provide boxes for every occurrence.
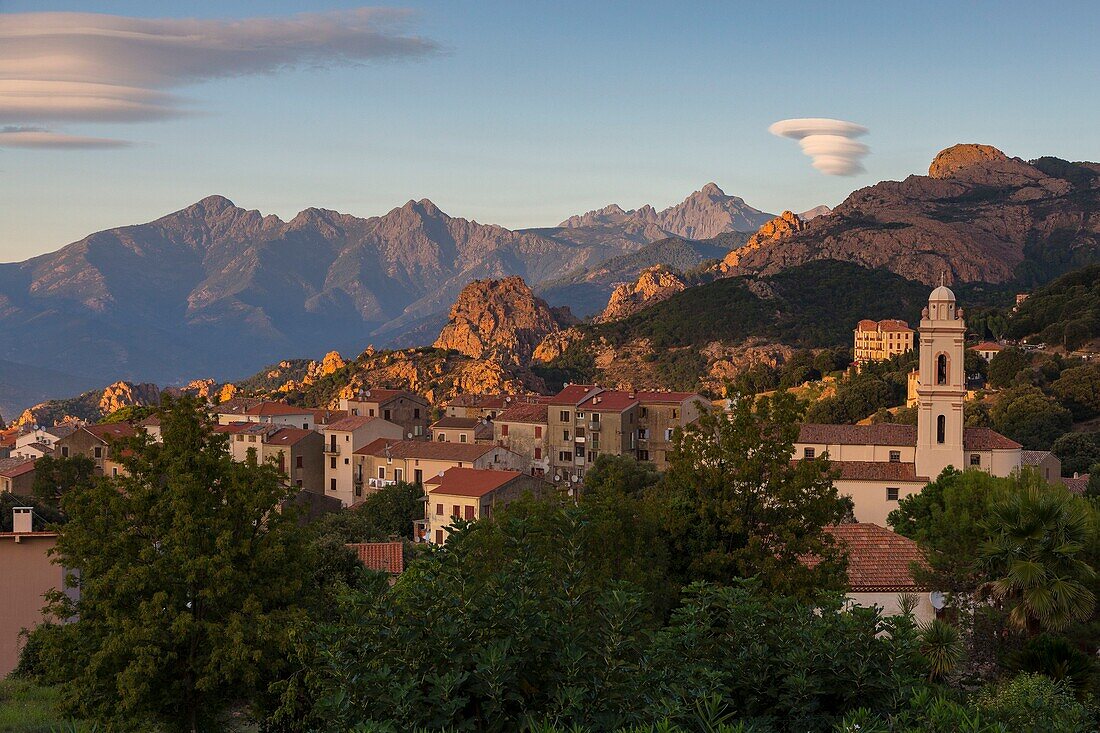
[493,402,549,476]
[0,457,36,494]
[217,423,324,493]
[340,389,430,440]
[55,422,136,475]
[429,416,493,444]
[417,468,549,544]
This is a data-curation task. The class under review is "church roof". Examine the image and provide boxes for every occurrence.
[930,284,956,301]
[798,423,1021,451]
[831,460,928,483]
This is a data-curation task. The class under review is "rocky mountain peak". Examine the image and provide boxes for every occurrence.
[596,264,688,322]
[928,144,1008,179]
[433,276,567,364]
[718,210,805,271]
[699,182,725,197]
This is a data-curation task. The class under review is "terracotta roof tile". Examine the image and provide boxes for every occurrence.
[972,341,1003,352]
[84,423,136,441]
[831,461,928,482]
[1021,450,1053,466]
[798,423,1020,452]
[0,457,36,478]
[496,403,548,424]
[431,416,481,429]
[354,439,494,462]
[1064,474,1089,496]
[351,388,425,405]
[963,428,1022,450]
[324,415,380,432]
[578,391,638,412]
[244,401,313,417]
[346,541,404,574]
[634,391,704,404]
[424,467,522,497]
[804,523,929,591]
[547,384,601,406]
[264,427,314,446]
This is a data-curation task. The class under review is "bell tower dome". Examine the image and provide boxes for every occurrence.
[915,277,967,479]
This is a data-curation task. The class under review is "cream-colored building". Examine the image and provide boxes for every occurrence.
[339,389,430,440]
[214,400,316,430]
[429,416,493,444]
[854,319,914,365]
[417,468,548,544]
[217,423,324,493]
[494,403,550,476]
[444,393,549,420]
[321,415,404,506]
[972,341,1003,361]
[353,439,527,493]
[547,385,706,481]
[798,285,1023,526]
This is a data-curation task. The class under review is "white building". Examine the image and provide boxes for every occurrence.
[796,283,1023,526]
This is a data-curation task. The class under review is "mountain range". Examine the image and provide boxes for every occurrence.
[0,184,771,416]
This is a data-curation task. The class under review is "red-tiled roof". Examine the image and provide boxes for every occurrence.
[799,423,917,447]
[137,415,161,427]
[0,457,36,478]
[1021,450,1053,466]
[352,388,425,405]
[244,401,313,417]
[964,428,1022,450]
[431,416,481,429]
[213,422,252,434]
[425,467,522,497]
[447,393,550,409]
[878,320,913,332]
[1064,474,1090,496]
[547,384,600,406]
[798,423,1020,452]
[972,341,1003,352]
[84,423,137,441]
[354,438,494,462]
[324,415,379,432]
[265,427,314,446]
[634,391,704,404]
[309,408,349,425]
[346,542,404,574]
[831,461,927,482]
[496,403,549,424]
[578,391,638,412]
[213,397,264,414]
[803,523,929,592]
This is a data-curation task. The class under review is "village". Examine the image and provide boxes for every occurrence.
[3,282,1093,683]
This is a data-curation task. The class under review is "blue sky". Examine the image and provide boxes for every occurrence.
[2,1,1099,261]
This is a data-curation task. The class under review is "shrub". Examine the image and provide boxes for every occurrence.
[975,673,1094,732]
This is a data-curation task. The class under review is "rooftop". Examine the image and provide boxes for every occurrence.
[425,467,523,497]
[431,416,482,429]
[797,423,1021,451]
[84,422,137,441]
[264,427,315,447]
[0,457,36,478]
[825,523,930,591]
[244,401,313,417]
[831,460,927,483]
[323,414,380,432]
[972,341,1003,352]
[355,438,495,462]
[1021,450,1054,466]
[496,402,549,424]
[346,542,404,574]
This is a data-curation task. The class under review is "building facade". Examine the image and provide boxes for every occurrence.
[353,439,528,494]
[798,285,1022,526]
[493,403,549,476]
[417,468,548,544]
[0,508,65,677]
[853,319,914,364]
[340,389,430,440]
[321,415,404,506]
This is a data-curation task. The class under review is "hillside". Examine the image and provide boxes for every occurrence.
[722,145,1100,286]
[534,260,1017,394]
[537,235,741,317]
[1005,264,1100,350]
[0,185,765,413]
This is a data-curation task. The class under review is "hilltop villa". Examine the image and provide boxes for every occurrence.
[796,283,1023,526]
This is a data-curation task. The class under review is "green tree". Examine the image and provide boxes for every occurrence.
[1052,432,1100,477]
[311,480,424,543]
[988,348,1032,388]
[1050,364,1100,421]
[662,391,852,597]
[991,385,1073,450]
[981,485,1096,633]
[98,404,158,424]
[0,491,65,532]
[44,396,313,732]
[30,454,97,510]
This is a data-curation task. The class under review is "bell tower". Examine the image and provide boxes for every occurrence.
[915,278,966,479]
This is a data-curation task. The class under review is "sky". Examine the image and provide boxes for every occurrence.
[2,1,1099,261]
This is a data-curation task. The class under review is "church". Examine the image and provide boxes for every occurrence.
[795,282,1023,526]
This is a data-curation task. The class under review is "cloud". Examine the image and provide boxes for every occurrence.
[0,126,131,149]
[768,118,869,176]
[0,8,437,146]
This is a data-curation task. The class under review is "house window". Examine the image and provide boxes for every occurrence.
[329,478,337,492]
[534,426,542,438]
[559,451,571,462]
[435,529,444,544]
[665,428,674,441]
[936,354,948,385]
[889,451,901,463]
[887,487,899,501]
[638,450,650,461]
[574,446,585,458]
[452,505,460,517]
[560,410,570,422]
[384,409,392,421]
[436,503,444,516]
[296,456,303,469]
[369,409,375,417]
[671,408,679,420]
[534,447,541,460]
[937,415,946,444]
[563,430,570,441]
[589,451,598,462]
[344,458,349,465]
[438,433,446,441]
[378,467,385,479]
[415,425,423,436]
[61,446,69,457]
[296,480,302,488]
[460,434,467,443]
[803,447,815,459]
[970,454,981,466]
[414,408,421,419]
[501,424,509,437]
[94,446,102,458]
[236,435,244,442]
[395,469,403,482]
[464,505,475,520]
[330,457,337,469]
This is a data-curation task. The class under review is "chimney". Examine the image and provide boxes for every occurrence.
[12,507,33,534]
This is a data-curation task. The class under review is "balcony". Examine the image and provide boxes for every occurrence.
[574,435,586,444]
[323,444,341,455]
[368,477,397,489]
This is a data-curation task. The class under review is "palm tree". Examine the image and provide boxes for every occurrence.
[980,485,1096,632]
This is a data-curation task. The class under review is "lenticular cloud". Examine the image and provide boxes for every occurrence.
[768,118,869,176]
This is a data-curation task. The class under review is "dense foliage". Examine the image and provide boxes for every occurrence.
[1006,264,1100,350]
